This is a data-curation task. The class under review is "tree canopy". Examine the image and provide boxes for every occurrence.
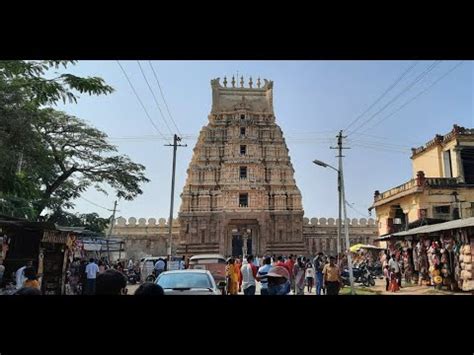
[0,60,149,220]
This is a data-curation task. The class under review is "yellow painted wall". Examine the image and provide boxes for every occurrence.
[374,187,474,236]
[412,145,443,178]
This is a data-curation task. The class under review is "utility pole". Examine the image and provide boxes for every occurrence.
[340,159,356,295]
[331,130,355,295]
[107,200,118,263]
[165,134,187,260]
[330,131,349,261]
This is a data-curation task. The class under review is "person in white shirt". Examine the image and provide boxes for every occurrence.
[16,260,32,290]
[85,258,100,295]
[305,262,315,294]
[240,255,257,295]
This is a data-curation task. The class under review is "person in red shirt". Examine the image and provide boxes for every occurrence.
[285,255,296,293]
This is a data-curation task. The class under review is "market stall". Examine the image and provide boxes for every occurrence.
[376,217,474,292]
[0,216,53,294]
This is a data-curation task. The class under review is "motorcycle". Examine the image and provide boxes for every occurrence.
[341,263,375,287]
[145,269,165,283]
[126,269,141,284]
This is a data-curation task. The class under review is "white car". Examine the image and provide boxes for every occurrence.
[155,269,224,295]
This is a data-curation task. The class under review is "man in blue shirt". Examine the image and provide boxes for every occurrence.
[154,258,166,277]
[256,256,272,295]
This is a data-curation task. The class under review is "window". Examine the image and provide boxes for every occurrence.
[240,145,246,156]
[443,150,453,178]
[434,206,450,214]
[157,273,212,290]
[239,193,248,207]
[240,114,245,120]
[240,166,247,179]
[433,205,451,220]
[240,127,246,136]
[201,230,205,243]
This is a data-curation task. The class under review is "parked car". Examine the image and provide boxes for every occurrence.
[155,269,225,295]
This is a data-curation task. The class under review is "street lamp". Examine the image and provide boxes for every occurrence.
[313,158,356,295]
[313,160,340,256]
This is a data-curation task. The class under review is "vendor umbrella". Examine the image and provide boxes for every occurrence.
[349,244,365,253]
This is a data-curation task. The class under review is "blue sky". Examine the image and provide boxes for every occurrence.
[55,60,473,221]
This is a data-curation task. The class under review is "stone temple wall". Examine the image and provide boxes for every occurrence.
[112,216,377,259]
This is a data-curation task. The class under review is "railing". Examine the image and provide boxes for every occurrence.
[425,177,458,186]
[375,179,417,201]
[375,177,460,202]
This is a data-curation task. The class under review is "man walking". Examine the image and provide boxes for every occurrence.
[323,256,342,295]
[257,256,272,295]
[313,253,325,295]
[240,255,258,295]
[85,258,99,295]
[154,258,166,278]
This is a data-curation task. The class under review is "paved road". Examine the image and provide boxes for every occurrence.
[127,281,322,295]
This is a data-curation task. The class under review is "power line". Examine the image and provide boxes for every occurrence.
[349,131,421,146]
[358,61,465,134]
[351,143,409,154]
[344,60,419,132]
[79,196,116,212]
[345,200,371,218]
[348,60,442,136]
[136,61,174,136]
[116,60,169,142]
[347,138,412,149]
[148,61,183,136]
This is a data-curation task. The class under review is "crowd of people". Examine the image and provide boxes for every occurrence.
[11,256,166,296]
[225,253,344,295]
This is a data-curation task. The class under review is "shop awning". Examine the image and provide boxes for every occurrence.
[375,233,393,241]
[391,217,474,238]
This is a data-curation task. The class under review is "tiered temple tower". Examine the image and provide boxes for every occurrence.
[177,76,305,257]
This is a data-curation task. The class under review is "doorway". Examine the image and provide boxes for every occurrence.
[231,229,253,257]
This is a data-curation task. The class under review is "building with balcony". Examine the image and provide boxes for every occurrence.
[370,125,474,237]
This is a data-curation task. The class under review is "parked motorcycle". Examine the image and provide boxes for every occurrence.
[126,269,141,284]
[341,263,375,287]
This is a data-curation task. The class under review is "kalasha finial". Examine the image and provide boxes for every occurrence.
[257,77,261,88]
[249,76,253,88]
[223,76,227,87]
[231,76,235,88]
[240,76,244,88]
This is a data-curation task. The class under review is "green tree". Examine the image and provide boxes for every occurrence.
[0,60,149,220]
[31,109,149,216]
[45,210,110,235]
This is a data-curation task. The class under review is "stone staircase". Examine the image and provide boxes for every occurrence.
[176,242,220,255]
[264,240,307,256]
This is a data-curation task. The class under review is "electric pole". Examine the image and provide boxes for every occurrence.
[331,130,355,295]
[165,134,187,261]
[107,200,118,263]
[330,131,349,260]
